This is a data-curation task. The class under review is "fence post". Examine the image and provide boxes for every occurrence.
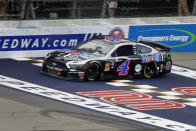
[71,0,77,18]
[101,0,107,18]
[192,0,196,15]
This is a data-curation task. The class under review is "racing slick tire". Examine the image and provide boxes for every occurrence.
[143,62,157,79]
[85,62,100,81]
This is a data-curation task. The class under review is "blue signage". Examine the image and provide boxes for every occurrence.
[128,24,196,52]
[0,33,101,51]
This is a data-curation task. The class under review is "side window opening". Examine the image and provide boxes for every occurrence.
[136,45,152,54]
[112,45,133,57]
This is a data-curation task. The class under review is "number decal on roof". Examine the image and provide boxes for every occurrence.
[105,36,121,42]
[117,59,131,76]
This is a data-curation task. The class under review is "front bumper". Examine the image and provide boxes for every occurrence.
[42,59,85,81]
[41,70,85,81]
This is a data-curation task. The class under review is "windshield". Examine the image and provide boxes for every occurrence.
[73,40,115,56]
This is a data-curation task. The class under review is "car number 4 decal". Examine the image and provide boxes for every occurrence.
[117,59,131,76]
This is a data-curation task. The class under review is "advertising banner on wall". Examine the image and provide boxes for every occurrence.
[128,24,196,52]
[0,33,101,51]
[0,26,128,58]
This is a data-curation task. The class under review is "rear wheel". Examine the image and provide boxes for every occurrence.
[143,63,157,79]
[85,62,100,81]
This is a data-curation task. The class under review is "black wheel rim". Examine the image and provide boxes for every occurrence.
[86,64,99,80]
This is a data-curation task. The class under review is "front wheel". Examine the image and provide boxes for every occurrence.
[85,62,100,81]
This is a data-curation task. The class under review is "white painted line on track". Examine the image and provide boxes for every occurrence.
[0,74,195,131]
[115,80,134,83]
[171,65,196,79]
[135,85,158,89]
[32,63,42,67]
[161,91,184,96]
[106,82,128,86]
[157,96,180,100]
[37,59,43,62]
[131,89,154,93]
[186,98,196,101]
[12,58,31,61]
[183,103,196,107]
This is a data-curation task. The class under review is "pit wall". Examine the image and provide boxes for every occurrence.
[0,17,196,58]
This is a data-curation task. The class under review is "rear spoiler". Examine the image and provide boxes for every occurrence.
[139,40,171,52]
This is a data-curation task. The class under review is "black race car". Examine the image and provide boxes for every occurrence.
[41,35,172,81]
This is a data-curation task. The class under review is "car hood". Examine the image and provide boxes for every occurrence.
[54,49,101,62]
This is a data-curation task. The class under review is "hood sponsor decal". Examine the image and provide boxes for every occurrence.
[62,49,96,59]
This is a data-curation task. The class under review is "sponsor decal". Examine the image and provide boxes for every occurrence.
[0,75,195,130]
[172,87,196,96]
[46,66,63,72]
[62,49,96,59]
[117,59,131,76]
[105,36,128,43]
[134,64,142,73]
[141,54,160,63]
[104,62,110,71]
[141,53,168,63]
[129,24,196,52]
[0,33,101,51]
[105,36,121,42]
[77,90,186,110]
[109,27,125,38]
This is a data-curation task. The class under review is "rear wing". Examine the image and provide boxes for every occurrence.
[139,40,171,52]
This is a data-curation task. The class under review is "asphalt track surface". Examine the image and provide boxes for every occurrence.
[0,52,196,131]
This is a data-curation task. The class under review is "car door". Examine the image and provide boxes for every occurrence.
[111,45,134,77]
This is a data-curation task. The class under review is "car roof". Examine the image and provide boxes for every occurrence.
[91,35,137,45]
[91,35,170,51]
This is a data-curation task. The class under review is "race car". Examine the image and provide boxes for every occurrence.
[41,35,172,81]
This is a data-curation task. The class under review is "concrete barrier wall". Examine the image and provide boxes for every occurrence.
[0,16,196,58]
